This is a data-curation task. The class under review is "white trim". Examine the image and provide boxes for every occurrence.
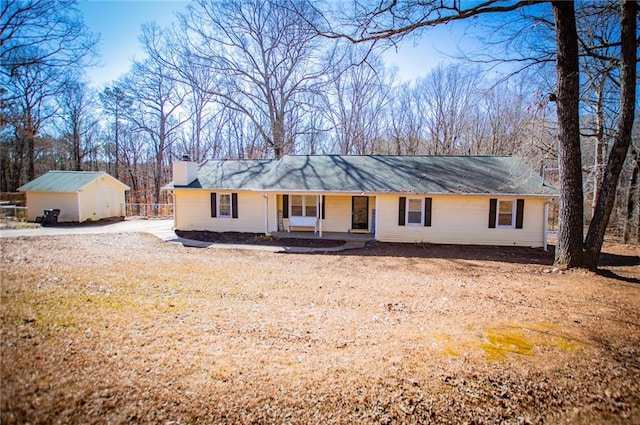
[496,199,516,228]
[405,197,424,226]
[166,186,558,199]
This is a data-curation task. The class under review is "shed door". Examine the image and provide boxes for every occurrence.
[99,191,117,219]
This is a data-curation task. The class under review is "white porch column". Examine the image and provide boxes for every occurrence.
[374,196,379,240]
[263,192,269,235]
[318,194,323,238]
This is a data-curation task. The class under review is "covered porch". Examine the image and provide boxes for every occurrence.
[270,230,375,242]
[272,193,376,238]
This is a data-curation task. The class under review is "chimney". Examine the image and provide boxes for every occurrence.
[173,158,198,186]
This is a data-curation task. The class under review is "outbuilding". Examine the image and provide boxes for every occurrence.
[18,171,129,223]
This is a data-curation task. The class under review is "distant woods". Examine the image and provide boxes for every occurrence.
[0,0,637,243]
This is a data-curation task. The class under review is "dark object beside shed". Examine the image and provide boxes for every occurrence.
[41,209,60,226]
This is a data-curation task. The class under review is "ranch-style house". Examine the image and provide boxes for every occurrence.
[164,155,558,248]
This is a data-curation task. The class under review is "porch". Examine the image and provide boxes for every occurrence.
[270,230,375,242]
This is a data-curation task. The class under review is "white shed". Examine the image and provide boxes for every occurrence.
[18,171,130,223]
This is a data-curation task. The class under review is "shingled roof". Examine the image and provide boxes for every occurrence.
[18,171,129,192]
[168,155,557,197]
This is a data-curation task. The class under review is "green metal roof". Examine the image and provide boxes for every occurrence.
[18,171,129,193]
[167,155,557,197]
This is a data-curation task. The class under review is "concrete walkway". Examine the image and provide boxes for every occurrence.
[0,218,365,253]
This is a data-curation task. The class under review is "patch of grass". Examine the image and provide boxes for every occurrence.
[480,327,536,360]
[435,322,581,361]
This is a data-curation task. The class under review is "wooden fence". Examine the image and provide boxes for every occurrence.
[126,203,173,218]
[0,205,28,220]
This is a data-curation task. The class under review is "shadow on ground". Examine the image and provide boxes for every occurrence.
[326,241,556,265]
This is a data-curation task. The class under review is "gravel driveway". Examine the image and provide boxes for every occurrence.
[0,218,176,240]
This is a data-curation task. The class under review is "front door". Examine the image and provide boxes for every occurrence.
[352,196,368,231]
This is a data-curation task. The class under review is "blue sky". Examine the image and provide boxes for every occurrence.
[78,0,468,87]
[79,0,189,87]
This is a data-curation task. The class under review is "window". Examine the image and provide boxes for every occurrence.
[497,200,514,227]
[291,195,303,216]
[210,192,238,219]
[219,194,232,218]
[489,198,524,229]
[407,198,423,225]
[398,197,432,227]
[290,195,317,217]
[304,195,317,217]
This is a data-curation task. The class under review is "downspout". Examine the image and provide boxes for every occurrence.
[543,200,550,251]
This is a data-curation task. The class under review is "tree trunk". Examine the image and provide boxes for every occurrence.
[624,148,639,244]
[551,1,585,268]
[592,79,605,218]
[114,115,120,180]
[582,0,637,268]
[73,121,82,171]
[27,129,35,182]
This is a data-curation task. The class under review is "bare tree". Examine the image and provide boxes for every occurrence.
[415,63,482,155]
[624,143,639,244]
[121,56,188,204]
[323,48,393,154]
[580,1,636,268]
[1,0,97,188]
[100,86,132,179]
[307,0,637,270]
[478,78,533,155]
[56,80,100,171]
[386,82,424,155]
[117,120,148,204]
[179,0,335,158]
[0,0,97,74]
[142,22,220,162]
[1,49,63,187]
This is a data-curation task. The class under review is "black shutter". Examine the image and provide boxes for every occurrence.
[424,197,432,227]
[282,195,289,218]
[210,193,217,218]
[232,193,238,218]
[398,197,406,226]
[488,198,497,228]
[321,195,326,219]
[515,199,525,229]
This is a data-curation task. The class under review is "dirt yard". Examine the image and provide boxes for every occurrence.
[1,233,639,424]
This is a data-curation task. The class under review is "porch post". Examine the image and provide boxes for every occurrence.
[263,192,269,235]
[318,194,323,238]
[543,200,549,251]
[374,196,379,240]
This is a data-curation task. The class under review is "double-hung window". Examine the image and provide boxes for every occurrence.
[497,200,515,227]
[489,198,524,229]
[210,192,238,219]
[219,193,232,218]
[291,195,317,217]
[398,197,432,227]
[407,198,423,225]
